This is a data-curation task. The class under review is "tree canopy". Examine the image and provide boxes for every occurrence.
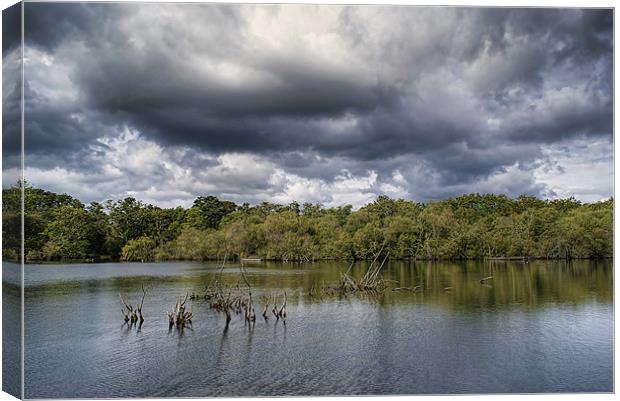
[2,182,613,262]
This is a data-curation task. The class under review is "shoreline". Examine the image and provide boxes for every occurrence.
[7,256,613,265]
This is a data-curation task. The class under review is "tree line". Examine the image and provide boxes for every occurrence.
[2,182,613,263]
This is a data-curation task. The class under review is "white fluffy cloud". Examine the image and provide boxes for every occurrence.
[16,126,612,209]
[19,129,401,208]
[534,138,613,203]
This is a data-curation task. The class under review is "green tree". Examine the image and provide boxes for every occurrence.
[185,196,236,230]
[41,202,90,260]
[6,182,613,262]
[85,202,111,258]
[2,182,21,260]
[121,236,157,262]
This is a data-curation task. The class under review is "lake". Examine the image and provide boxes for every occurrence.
[3,259,614,397]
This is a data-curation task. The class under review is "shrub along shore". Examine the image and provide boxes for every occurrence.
[2,182,612,263]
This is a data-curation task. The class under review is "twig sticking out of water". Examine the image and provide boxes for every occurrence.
[119,285,147,328]
[278,292,287,323]
[337,249,390,294]
[239,265,256,323]
[271,294,279,319]
[167,293,193,330]
[262,296,269,320]
[360,242,386,284]
[202,259,287,329]
[362,252,389,288]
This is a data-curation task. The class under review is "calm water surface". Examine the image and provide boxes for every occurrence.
[5,260,613,397]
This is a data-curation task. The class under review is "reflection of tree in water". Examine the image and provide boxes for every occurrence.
[23,260,612,342]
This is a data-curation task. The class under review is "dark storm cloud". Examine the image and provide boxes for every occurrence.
[2,2,22,177]
[14,4,614,203]
[23,3,125,51]
[507,97,612,144]
[2,2,20,54]
[2,59,20,165]
[75,54,398,119]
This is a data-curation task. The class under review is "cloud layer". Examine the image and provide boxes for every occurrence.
[8,4,613,207]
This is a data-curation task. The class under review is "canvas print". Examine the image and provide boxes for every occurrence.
[1,2,614,399]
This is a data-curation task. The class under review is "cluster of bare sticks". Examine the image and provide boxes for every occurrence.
[264,292,287,321]
[119,285,147,328]
[167,294,193,330]
[338,244,390,293]
[191,254,288,329]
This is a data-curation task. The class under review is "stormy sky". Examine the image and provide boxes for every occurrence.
[3,4,613,208]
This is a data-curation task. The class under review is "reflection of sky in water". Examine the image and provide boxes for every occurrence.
[7,260,613,397]
[3,261,22,287]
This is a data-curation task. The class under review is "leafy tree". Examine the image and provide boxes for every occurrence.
[121,236,157,262]
[107,197,147,255]
[2,182,21,259]
[41,202,91,260]
[22,182,76,258]
[85,202,110,258]
[8,183,613,262]
[185,196,236,230]
[352,223,385,259]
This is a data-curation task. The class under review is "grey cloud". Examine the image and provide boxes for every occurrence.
[2,2,22,178]
[2,2,20,54]
[13,4,614,204]
[24,3,128,51]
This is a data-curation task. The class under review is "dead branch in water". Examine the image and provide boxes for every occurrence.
[277,292,287,322]
[363,252,389,288]
[337,251,390,294]
[167,293,193,330]
[200,260,286,329]
[119,294,133,322]
[239,265,256,323]
[261,296,269,320]
[119,285,147,328]
[344,260,355,276]
[271,294,279,319]
[360,242,386,282]
[137,285,146,323]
